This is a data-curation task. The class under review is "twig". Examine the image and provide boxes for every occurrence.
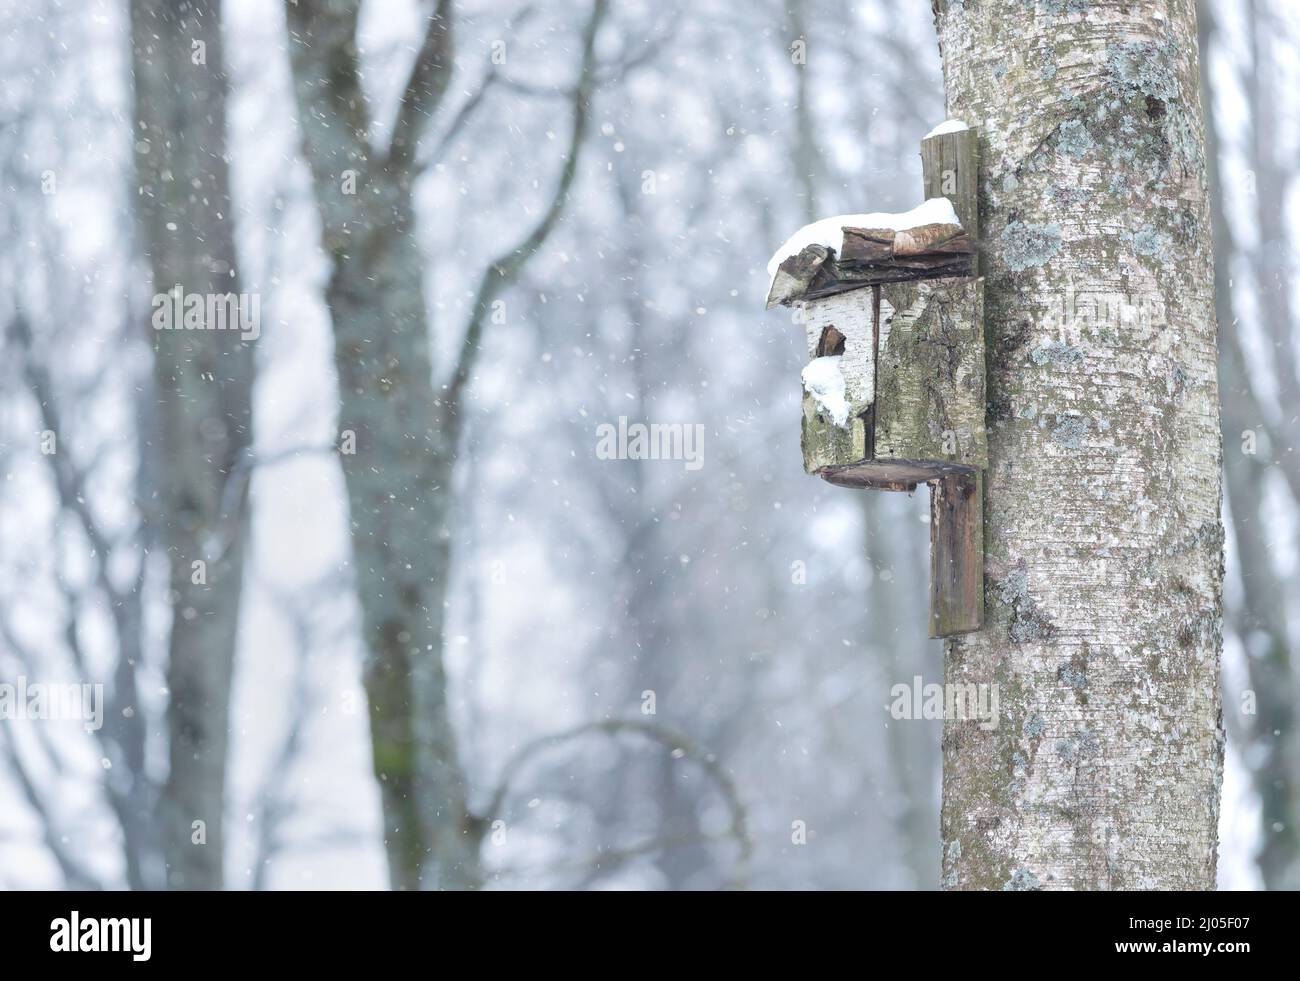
[483,718,752,888]
[444,0,609,443]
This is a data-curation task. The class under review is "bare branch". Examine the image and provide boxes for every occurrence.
[444,0,609,439]
[416,68,500,172]
[387,0,456,171]
[283,0,373,250]
[0,604,69,778]
[209,442,339,563]
[0,727,104,889]
[495,16,676,98]
[9,313,125,608]
[250,584,316,890]
[483,718,752,886]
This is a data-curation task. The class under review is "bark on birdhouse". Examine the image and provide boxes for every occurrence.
[766,124,986,637]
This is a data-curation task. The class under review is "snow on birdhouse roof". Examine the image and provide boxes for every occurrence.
[766,198,961,279]
[765,197,971,309]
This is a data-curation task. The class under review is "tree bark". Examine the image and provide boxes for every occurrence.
[130,0,255,890]
[932,0,1224,889]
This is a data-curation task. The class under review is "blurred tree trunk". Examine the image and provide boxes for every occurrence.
[130,0,255,890]
[786,0,820,222]
[932,0,1223,889]
[1199,0,1299,889]
[1245,0,1300,418]
[283,0,476,891]
[284,0,605,889]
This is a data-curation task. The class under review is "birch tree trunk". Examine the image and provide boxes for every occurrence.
[931,0,1224,889]
[130,0,255,890]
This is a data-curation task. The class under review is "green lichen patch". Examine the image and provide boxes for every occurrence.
[1051,415,1087,450]
[1003,868,1043,891]
[1056,119,1094,158]
[996,562,1056,644]
[1076,725,1101,758]
[875,280,987,466]
[1001,221,1062,272]
[1106,39,1180,103]
[800,391,861,472]
[943,840,963,888]
[1030,340,1083,366]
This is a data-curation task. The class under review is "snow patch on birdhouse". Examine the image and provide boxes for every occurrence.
[924,118,969,138]
[801,356,850,427]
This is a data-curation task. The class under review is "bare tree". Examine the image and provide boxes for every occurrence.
[1200,0,1299,889]
[130,0,256,889]
[932,0,1224,888]
[0,2,163,889]
[282,0,608,889]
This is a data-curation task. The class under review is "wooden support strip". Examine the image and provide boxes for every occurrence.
[920,126,980,277]
[928,470,983,638]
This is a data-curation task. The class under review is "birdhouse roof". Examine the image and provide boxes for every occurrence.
[765,197,974,309]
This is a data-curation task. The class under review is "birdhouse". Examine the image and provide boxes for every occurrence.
[765,124,986,638]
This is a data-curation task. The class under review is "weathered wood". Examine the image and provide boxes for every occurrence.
[894,223,972,258]
[837,227,894,262]
[768,218,975,308]
[803,222,973,297]
[874,278,987,468]
[801,391,860,472]
[819,457,975,491]
[929,470,983,637]
[800,257,972,298]
[921,127,980,276]
[766,242,832,308]
[839,222,972,262]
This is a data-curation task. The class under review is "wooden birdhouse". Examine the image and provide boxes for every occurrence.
[766,124,986,638]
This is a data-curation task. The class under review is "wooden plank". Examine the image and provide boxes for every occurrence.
[921,125,985,639]
[819,457,974,490]
[798,260,972,298]
[921,126,980,276]
[766,243,831,308]
[929,470,983,637]
[839,222,973,263]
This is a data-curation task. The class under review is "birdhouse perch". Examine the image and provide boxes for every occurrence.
[766,124,986,638]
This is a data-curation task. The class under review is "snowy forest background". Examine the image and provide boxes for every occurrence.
[0,0,1295,889]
